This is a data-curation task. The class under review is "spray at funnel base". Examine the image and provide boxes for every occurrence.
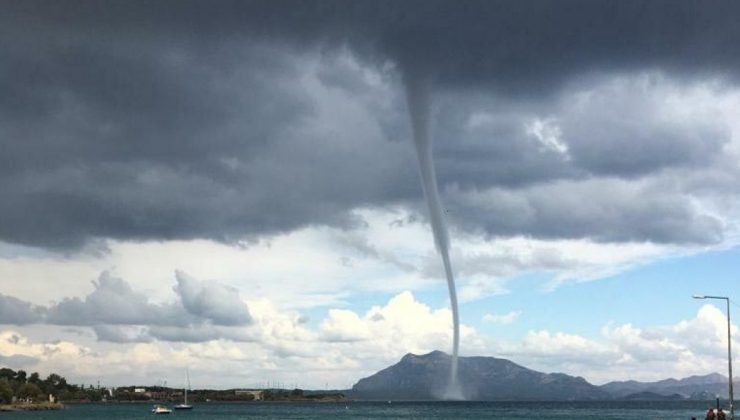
[404,74,463,400]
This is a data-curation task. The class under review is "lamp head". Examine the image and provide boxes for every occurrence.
[693,295,706,299]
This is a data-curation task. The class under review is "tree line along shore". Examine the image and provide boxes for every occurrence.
[0,367,344,409]
[0,368,70,411]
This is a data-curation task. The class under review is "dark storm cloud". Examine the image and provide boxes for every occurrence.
[556,76,731,177]
[432,95,580,188]
[432,74,731,187]
[447,179,724,245]
[1,0,738,249]
[6,1,740,88]
[0,36,417,249]
[427,81,729,244]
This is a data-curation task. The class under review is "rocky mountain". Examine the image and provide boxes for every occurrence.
[350,350,610,401]
[600,373,730,399]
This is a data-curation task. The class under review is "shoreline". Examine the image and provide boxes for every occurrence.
[0,402,65,412]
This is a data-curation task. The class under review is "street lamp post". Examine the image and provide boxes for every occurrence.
[694,295,734,419]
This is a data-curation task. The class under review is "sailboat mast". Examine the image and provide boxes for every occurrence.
[185,369,190,405]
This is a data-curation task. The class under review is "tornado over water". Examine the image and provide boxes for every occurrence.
[404,74,462,399]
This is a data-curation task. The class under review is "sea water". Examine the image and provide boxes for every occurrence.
[0,401,714,419]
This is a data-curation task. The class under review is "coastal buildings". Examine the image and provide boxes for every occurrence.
[234,390,263,400]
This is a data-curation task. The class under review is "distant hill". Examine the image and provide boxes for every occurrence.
[350,351,610,401]
[600,373,730,399]
[620,391,686,401]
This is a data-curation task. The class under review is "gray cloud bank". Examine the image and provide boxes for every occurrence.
[0,271,253,342]
[1,1,739,249]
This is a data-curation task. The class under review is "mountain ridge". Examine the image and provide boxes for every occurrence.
[600,372,731,398]
[351,351,609,401]
[350,351,730,401]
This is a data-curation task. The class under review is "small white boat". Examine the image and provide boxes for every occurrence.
[152,405,172,414]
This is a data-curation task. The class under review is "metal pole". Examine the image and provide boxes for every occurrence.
[693,295,735,419]
[727,298,734,420]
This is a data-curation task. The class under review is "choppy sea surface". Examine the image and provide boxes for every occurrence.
[0,401,718,419]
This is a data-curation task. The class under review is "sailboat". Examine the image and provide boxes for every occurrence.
[173,370,194,410]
